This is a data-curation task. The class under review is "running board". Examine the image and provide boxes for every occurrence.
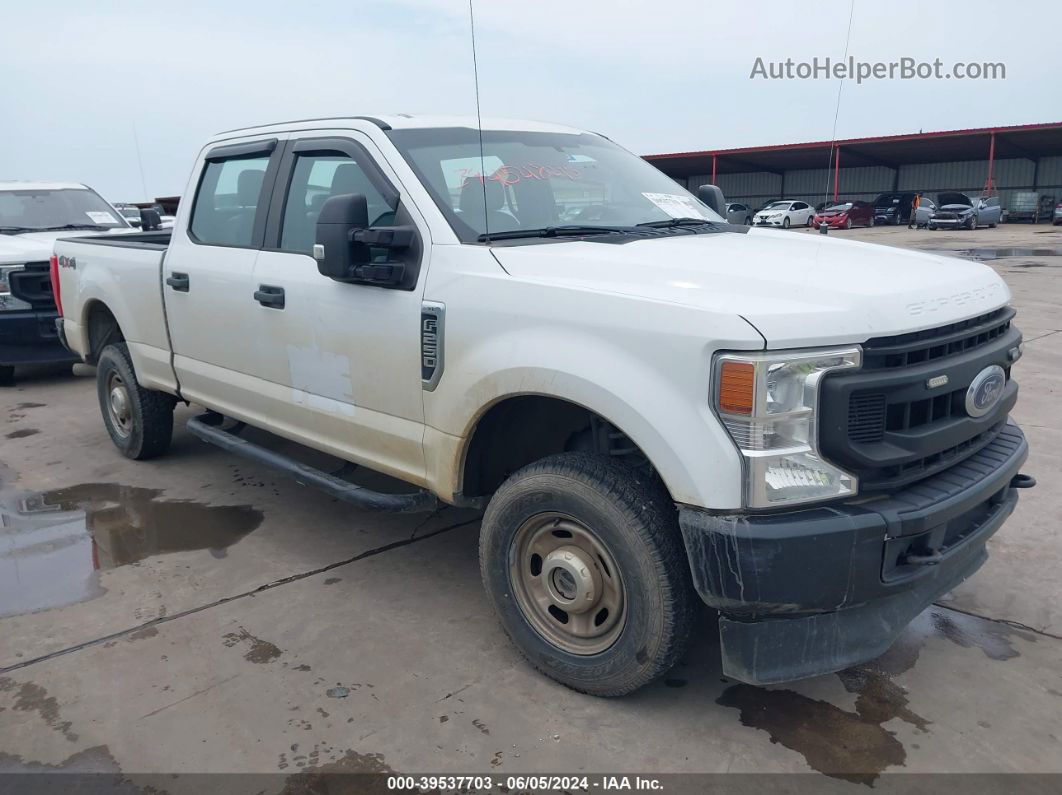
[187,414,438,514]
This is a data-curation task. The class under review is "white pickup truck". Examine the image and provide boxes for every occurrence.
[53,115,1032,696]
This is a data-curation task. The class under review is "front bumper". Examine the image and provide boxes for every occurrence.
[678,420,1029,685]
[0,309,78,366]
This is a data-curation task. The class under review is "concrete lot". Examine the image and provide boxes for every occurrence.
[1,222,1060,787]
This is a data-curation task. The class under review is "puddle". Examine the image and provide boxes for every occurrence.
[929,608,1035,660]
[952,248,1062,260]
[0,483,262,618]
[714,605,1032,783]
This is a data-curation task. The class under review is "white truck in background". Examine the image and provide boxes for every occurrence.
[0,181,153,383]
[53,115,1032,695]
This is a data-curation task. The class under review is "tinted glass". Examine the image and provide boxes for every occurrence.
[190,156,270,247]
[0,188,129,231]
[279,154,393,255]
[387,128,723,242]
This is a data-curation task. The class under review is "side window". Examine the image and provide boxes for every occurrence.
[792,202,807,210]
[279,154,392,255]
[190,156,270,247]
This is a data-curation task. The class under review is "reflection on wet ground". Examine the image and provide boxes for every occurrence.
[0,483,262,618]
[715,606,1035,783]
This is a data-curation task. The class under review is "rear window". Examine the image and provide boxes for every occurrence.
[190,156,270,247]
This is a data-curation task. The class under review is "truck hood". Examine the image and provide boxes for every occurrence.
[0,229,134,266]
[491,228,1010,347]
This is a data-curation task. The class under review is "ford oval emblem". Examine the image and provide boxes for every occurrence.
[965,365,1006,418]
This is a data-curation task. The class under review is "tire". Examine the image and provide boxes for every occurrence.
[967,216,977,230]
[0,365,14,386]
[782,216,791,229]
[479,452,696,697]
[843,218,852,230]
[868,216,875,228]
[744,216,752,225]
[806,214,813,227]
[96,343,175,460]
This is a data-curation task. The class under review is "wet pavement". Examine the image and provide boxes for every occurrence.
[1,224,1061,785]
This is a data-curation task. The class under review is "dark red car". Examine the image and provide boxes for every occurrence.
[813,200,874,229]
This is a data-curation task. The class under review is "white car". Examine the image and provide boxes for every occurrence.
[54,115,1030,696]
[753,199,814,228]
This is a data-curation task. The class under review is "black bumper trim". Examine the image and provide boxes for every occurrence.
[678,420,1029,685]
[0,310,78,366]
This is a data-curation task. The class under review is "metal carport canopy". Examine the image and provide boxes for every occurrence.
[644,121,1062,178]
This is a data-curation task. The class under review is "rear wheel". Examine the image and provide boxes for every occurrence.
[97,343,175,460]
[479,453,695,696]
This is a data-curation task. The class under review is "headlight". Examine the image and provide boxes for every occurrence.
[713,347,861,508]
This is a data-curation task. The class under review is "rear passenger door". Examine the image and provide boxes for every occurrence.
[163,137,283,413]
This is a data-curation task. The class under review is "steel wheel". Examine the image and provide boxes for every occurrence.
[510,512,625,655]
[105,370,133,439]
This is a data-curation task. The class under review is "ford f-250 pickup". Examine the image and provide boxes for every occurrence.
[53,115,1033,696]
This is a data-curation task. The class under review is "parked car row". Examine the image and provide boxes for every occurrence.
[729,190,1009,232]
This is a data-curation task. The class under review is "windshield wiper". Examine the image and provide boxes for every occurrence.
[637,217,722,229]
[477,225,637,242]
[0,226,37,234]
[36,224,108,232]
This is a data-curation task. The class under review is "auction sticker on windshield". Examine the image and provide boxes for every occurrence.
[642,192,710,219]
[85,211,117,224]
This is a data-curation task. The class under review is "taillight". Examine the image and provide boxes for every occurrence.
[49,254,63,317]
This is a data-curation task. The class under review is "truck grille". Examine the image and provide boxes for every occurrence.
[861,307,1013,370]
[820,307,1021,493]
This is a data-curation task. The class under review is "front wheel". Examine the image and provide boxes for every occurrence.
[97,343,175,460]
[782,217,791,229]
[480,453,695,696]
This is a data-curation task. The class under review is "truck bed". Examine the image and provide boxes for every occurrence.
[54,231,175,393]
[60,230,172,250]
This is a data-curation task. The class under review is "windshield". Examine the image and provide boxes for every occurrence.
[875,195,901,206]
[763,201,791,211]
[386,128,724,242]
[0,188,129,232]
[825,203,852,212]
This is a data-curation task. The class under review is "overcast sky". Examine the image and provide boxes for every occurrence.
[3,0,1057,201]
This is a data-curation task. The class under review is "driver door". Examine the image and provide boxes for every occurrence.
[249,134,430,485]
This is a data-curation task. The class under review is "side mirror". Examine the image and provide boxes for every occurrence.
[139,208,162,231]
[697,184,726,218]
[314,194,370,280]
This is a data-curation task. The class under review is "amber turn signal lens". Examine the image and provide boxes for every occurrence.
[719,361,755,415]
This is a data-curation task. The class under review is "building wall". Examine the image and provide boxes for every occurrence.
[675,155,1062,214]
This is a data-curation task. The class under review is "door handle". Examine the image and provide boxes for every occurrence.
[166,272,190,292]
[254,284,285,309]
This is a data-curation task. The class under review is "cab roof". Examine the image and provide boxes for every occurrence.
[214,114,588,138]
